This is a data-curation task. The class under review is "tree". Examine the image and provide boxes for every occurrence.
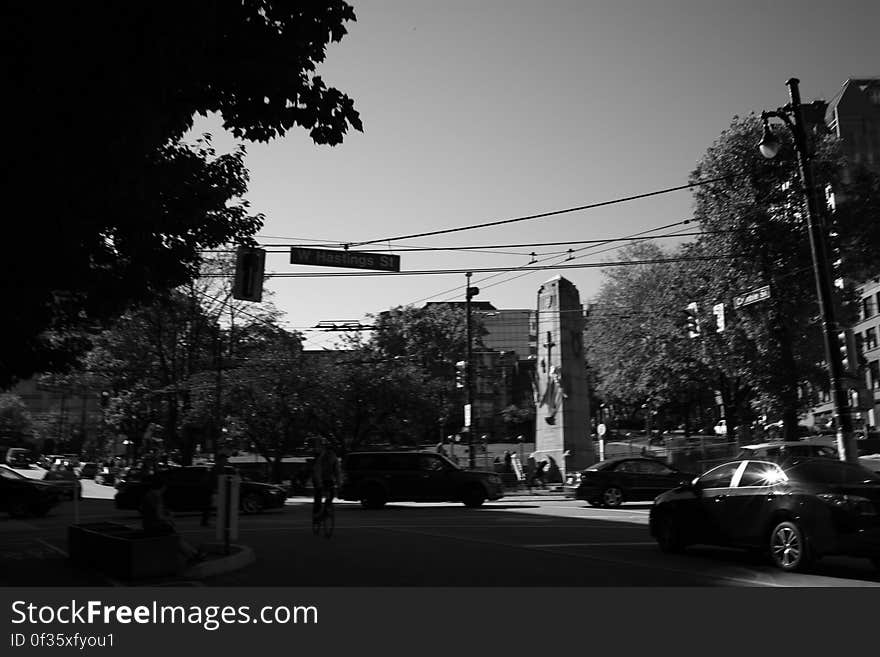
[223,327,314,480]
[369,304,488,439]
[688,114,851,437]
[2,2,363,389]
[0,394,35,445]
[584,242,719,432]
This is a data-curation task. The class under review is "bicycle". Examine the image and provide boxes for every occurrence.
[312,491,335,538]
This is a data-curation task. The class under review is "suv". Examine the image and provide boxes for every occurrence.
[340,451,504,508]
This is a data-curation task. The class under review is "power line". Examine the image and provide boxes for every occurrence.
[224,254,741,279]
[346,173,742,247]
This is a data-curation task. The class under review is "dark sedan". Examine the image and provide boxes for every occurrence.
[114,465,287,514]
[649,458,880,572]
[565,457,693,507]
[0,465,63,518]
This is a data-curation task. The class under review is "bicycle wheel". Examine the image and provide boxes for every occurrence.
[322,505,335,538]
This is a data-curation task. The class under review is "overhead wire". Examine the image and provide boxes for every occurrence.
[345,173,744,248]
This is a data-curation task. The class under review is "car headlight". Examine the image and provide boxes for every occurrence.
[818,493,877,516]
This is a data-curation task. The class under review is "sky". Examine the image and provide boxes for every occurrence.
[190,0,880,349]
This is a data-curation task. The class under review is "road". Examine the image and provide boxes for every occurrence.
[2,477,880,587]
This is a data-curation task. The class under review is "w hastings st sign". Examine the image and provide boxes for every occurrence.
[290,247,400,272]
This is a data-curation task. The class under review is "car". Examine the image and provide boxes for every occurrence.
[5,448,32,468]
[564,457,693,508]
[77,462,98,479]
[339,451,504,508]
[42,465,83,500]
[114,465,287,514]
[649,457,880,572]
[0,464,64,517]
[736,441,838,463]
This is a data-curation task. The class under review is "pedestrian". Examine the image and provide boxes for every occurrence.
[532,460,547,489]
[140,475,204,566]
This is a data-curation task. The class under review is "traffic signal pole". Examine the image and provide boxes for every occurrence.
[466,272,475,469]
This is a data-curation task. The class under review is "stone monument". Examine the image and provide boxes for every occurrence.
[533,276,593,480]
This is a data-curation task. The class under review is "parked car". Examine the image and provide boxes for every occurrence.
[114,465,287,514]
[339,451,504,508]
[77,462,98,479]
[649,457,880,572]
[42,465,82,500]
[94,466,117,486]
[736,441,838,463]
[0,465,64,517]
[565,457,693,507]
[5,448,32,468]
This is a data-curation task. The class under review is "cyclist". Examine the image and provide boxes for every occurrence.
[311,438,341,523]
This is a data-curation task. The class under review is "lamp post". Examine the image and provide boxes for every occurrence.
[758,77,856,463]
[465,272,479,468]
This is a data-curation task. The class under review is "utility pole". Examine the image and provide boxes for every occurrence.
[465,273,476,468]
[759,77,856,463]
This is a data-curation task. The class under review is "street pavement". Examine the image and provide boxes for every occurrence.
[2,482,880,587]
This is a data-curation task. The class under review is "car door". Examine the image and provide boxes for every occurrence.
[382,453,422,501]
[416,454,454,500]
[608,459,639,498]
[694,462,745,544]
[722,461,788,546]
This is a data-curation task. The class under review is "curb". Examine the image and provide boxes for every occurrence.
[183,543,256,579]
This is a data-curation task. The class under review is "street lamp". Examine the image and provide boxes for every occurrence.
[758,77,856,463]
[465,272,480,468]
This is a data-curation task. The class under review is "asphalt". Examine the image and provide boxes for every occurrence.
[2,482,563,587]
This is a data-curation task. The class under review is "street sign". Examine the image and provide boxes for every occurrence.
[597,423,607,437]
[290,247,400,272]
[464,404,472,428]
[733,285,771,309]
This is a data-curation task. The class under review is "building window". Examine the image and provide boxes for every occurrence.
[870,361,880,391]
[867,327,878,351]
[863,296,872,320]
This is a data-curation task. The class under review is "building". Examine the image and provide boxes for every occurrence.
[810,78,880,432]
[423,301,537,441]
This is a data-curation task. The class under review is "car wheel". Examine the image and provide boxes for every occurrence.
[654,514,685,553]
[462,487,486,508]
[601,486,624,508]
[361,485,387,509]
[241,493,264,514]
[769,520,811,572]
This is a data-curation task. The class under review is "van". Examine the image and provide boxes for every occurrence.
[340,451,504,508]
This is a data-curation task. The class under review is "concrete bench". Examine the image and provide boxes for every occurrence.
[68,522,180,580]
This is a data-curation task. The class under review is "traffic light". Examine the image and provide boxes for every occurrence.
[712,303,726,333]
[466,286,480,300]
[837,329,858,375]
[455,360,466,388]
[232,246,266,302]
[684,302,700,338]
